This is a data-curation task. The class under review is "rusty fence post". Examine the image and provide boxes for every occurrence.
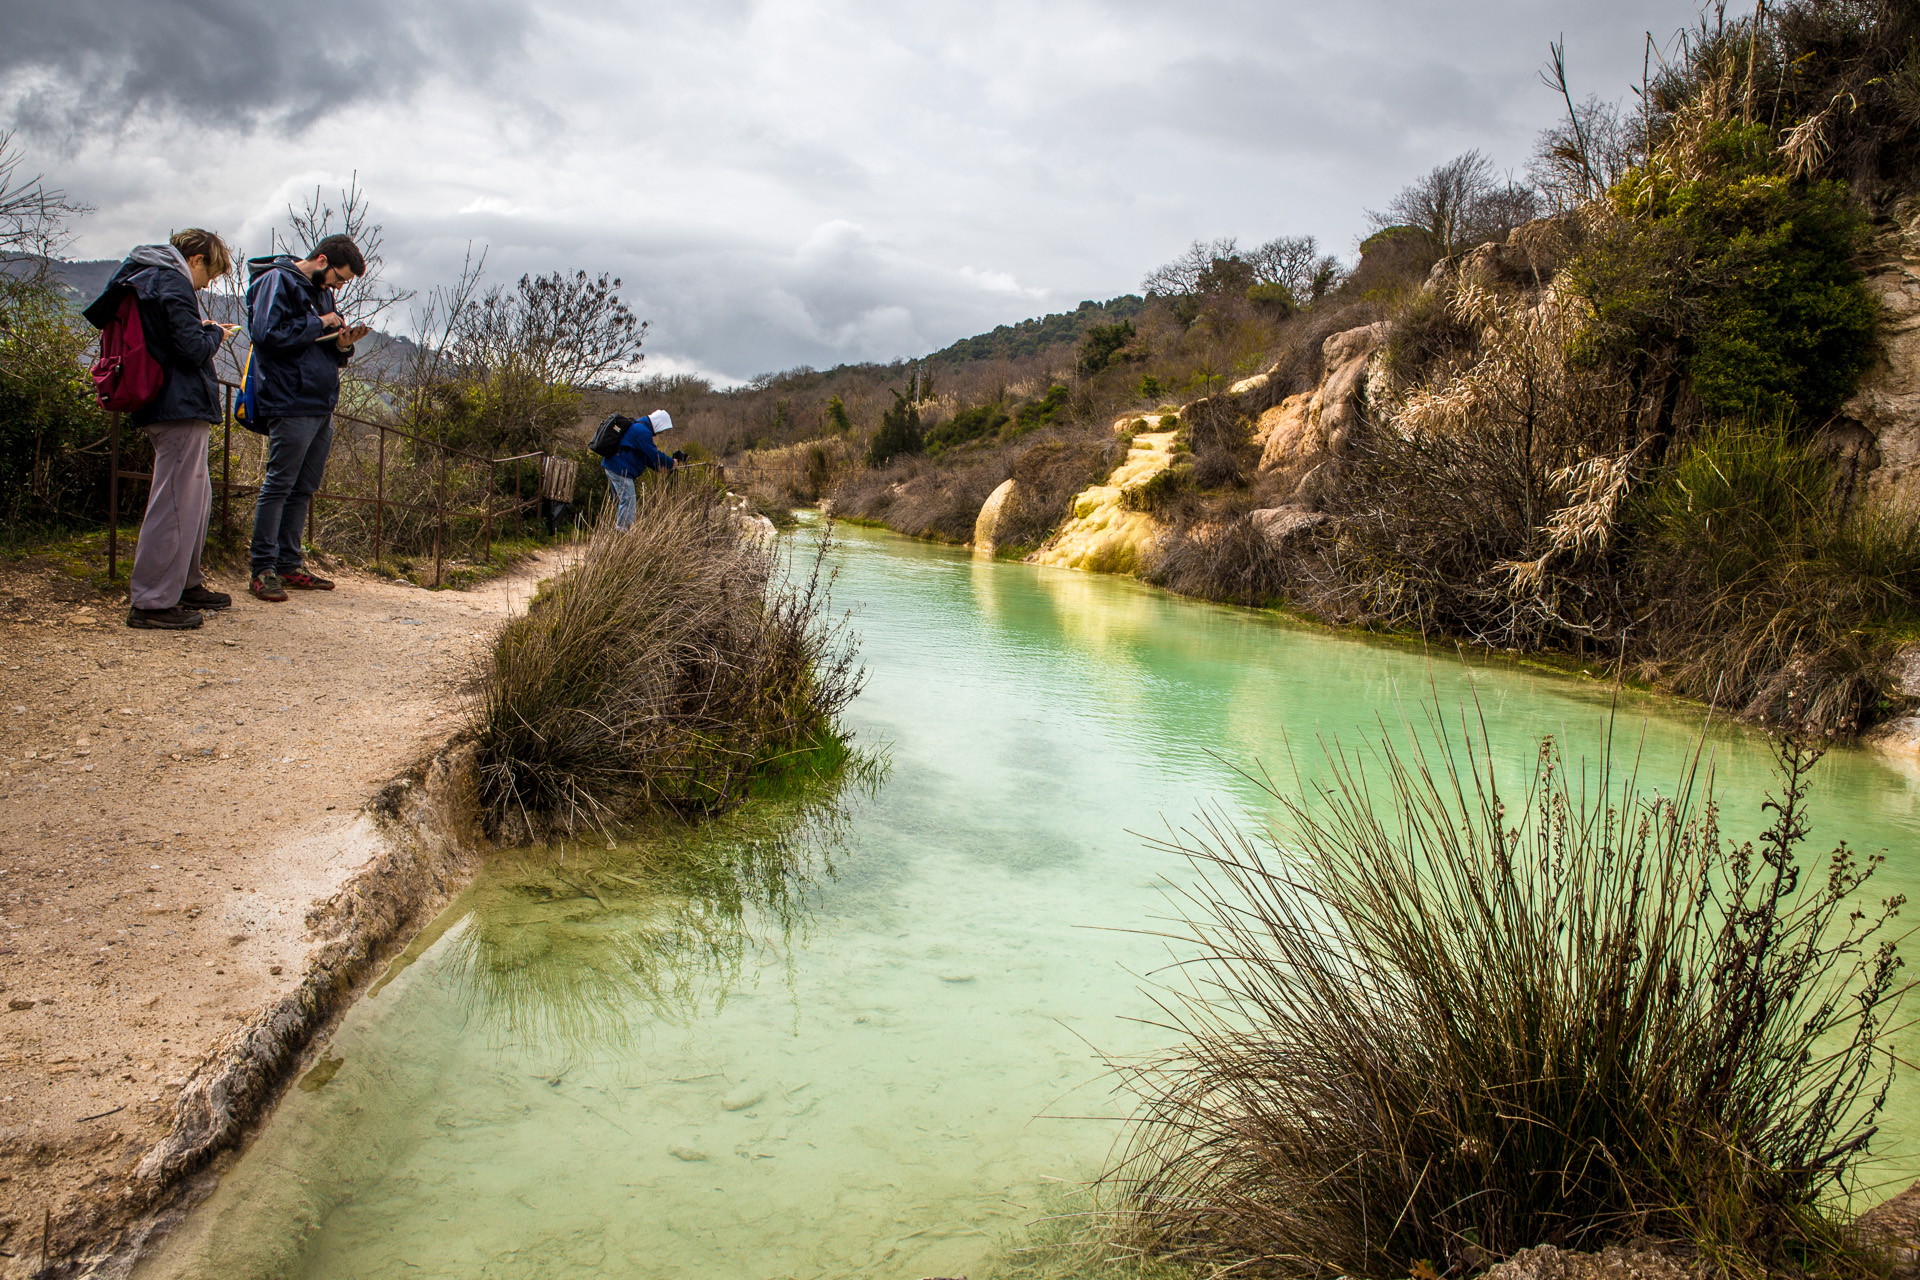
[434,441,447,588]
[107,412,121,581]
[374,425,385,570]
[220,385,232,537]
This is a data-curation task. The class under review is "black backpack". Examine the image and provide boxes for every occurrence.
[589,413,635,457]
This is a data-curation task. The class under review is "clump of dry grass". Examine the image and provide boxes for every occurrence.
[1111,714,1907,1280]
[469,485,863,833]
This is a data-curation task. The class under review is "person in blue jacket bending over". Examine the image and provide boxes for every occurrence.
[603,409,676,529]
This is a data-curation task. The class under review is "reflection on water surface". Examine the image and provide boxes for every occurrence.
[135,523,1920,1280]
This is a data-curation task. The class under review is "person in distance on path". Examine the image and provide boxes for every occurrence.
[83,229,241,631]
[244,234,369,602]
[602,409,677,531]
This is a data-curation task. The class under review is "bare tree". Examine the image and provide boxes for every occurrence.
[1142,237,1241,296]
[1245,234,1346,303]
[1368,149,1539,259]
[277,174,414,328]
[456,270,647,388]
[0,131,91,274]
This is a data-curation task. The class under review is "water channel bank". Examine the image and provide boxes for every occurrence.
[129,522,1920,1280]
[0,550,571,1279]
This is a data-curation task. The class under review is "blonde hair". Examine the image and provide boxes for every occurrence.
[170,228,232,278]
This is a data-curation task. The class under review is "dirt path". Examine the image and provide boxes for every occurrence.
[0,550,561,1273]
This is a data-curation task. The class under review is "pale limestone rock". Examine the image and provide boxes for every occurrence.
[1229,371,1271,396]
[1031,431,1180,573]
[972,478,1019,554]
[1249,505,1331,546]
[1850,195,1920,509]
[1856,1176,1920,1278]
[1889,643,1920,699]
[1258,322,1389,473]
[1255,394,1317,467]
[1482,1244,1695,1280]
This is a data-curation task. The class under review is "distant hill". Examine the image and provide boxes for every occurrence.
[927,295,1146,365]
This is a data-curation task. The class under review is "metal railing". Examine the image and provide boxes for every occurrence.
[107,386,725,587]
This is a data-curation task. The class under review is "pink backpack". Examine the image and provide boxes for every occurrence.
[90,289,165,412]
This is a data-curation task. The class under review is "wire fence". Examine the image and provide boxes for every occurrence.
[106,384,722,586]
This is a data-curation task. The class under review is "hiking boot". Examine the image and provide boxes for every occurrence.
[250,572,289,603]
[178,584,232,611]
[127,605,203,631]
[280,568,334,591]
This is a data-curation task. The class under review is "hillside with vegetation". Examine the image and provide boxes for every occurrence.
[709,1,1920,749]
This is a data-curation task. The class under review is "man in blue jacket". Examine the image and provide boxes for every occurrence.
[603,410,676,530]
[244,234,368,602]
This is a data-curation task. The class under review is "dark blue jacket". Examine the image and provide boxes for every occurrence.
[244,255,354,419]
[603,417,676,478]
[82,249,223,428]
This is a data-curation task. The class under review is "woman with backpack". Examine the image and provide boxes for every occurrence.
[83,229,240,630]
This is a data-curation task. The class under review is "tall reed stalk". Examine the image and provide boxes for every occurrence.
[1112,714,1908,1279]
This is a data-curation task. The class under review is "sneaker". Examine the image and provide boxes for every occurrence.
[178,585,232,611]
[250,572,289,603]
[127,605,203,630]
[280,568,334,591]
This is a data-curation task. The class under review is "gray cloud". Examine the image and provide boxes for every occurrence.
[0,0,535,134]
[9,0,1708,383]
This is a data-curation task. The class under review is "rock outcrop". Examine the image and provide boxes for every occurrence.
[1856,1176,1920,1278]
[972,477,1020,555]
[1028,427,1181,574]
[1847,193,1920,508]
[1257,321,1389,476]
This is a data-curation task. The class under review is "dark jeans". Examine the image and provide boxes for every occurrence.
[250,414,333,576]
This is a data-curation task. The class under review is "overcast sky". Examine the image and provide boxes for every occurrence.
[2,0,1705,384]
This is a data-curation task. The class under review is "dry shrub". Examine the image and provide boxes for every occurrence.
[735,435,858,507]
[1143,501,1302,607]
[469,486,863,833]
[830,429,1116,549]
[1328,281,1634,648]
[1112,717,1907,1280]
[1632,422,1920,736]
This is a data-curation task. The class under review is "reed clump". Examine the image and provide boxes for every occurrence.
[469,485,863,833]
[1112,718,1908,1280]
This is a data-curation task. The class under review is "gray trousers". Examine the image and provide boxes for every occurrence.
[129,420,213,611]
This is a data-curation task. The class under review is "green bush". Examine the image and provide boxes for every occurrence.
[1244,282,1296,315]
[1572,120,1878,424]
[924,401,1009,455]
[1009,383,1071,436]
[1076,319,1137,377]
[865,388,923,467]
[0,277,109,529]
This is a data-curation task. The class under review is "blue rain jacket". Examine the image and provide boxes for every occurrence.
[244,254,354,418]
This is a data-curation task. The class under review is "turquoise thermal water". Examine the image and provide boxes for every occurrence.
[137,522,1920,1280]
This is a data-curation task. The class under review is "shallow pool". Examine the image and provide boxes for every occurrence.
[137,522,1920,1279]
